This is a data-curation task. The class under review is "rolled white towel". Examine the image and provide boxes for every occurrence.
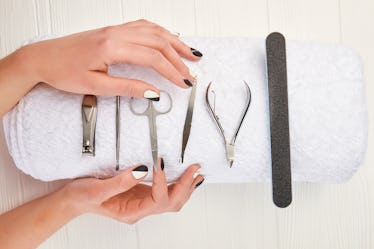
[2,35,368,183]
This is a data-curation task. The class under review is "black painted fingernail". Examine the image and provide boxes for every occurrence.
[190,47,203,57]
[132,165,148,179]
[161,158,164,171]
[195,178,205,188]
[183,78,193,87]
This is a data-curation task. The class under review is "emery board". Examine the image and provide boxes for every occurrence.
[265,32,292,208]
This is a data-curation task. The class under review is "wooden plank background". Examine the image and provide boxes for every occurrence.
[0,0,373,248]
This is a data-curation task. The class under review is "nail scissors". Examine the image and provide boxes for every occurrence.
[205,81,252,167]
[129,91,173,172]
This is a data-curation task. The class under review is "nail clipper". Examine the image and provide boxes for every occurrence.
[205,81,251,167]
[82,95,98,156]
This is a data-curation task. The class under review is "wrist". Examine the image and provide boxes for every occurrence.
[12,44,42,88]
[52,185,86,219]
[0,46,41,116]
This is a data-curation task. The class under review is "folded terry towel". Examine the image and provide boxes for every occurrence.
[2,35,368,183]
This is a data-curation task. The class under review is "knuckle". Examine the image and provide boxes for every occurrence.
[125,219,136,225]
[171,200,184,212]
[137,18,149,24]
[86,188,97,198]
[156,197,169,210]
[96,27,117,54]
[84,80,99,94]
[161,198,170,208]
[124,82,136,97]
[158,39,171,52]
[117,175,131,190]
[148,50,163,67]
[153,25,165,35]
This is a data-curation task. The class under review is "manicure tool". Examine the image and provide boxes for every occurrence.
[205,81,251,167]
[129,91,173,172]
[115,96,120,171]
[82,95,98,156]
[266,32,292,208]
[180,81,197,163]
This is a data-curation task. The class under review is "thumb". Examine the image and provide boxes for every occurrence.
[86,71,160,100]
[96,164,149,200]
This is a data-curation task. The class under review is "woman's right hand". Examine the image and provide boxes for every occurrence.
[61,159,204,224]
[19,19,203,101]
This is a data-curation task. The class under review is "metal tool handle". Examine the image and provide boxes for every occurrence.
[152,90,173,115]
[129,97,151,115]
[129,90,173,116]
[115,96,120,171]
[82,95,97,156]
[205,82,227,144]
[230,81,251,145]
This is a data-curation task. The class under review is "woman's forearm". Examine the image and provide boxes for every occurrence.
[0,47,37,117]
[0,188,80,249]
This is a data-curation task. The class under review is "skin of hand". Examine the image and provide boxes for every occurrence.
[0,18,203,116]
[0,19,205,248]
[0,159,204,249]
[65,159,204,223]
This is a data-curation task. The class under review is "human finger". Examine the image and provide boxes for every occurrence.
[166,164,202,212]
[105,42,193,88]
[130,24,203,61]
[94,164,149,201]
[116,158,169,219]
[84,71,160,100]
[118,31,197,84]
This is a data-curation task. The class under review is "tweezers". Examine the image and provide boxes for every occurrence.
[115,96,120,171]
[206,81,251,167]
[180,82,197,163]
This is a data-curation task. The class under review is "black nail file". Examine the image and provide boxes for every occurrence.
[265,32,292,208]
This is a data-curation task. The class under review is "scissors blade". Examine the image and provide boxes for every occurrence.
[180,82,197,163]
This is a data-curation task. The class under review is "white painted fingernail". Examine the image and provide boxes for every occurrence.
[143,90,160,101]
[132,165,148,179]
[193,169,201,179]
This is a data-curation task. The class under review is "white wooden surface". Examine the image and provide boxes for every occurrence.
[0,0,373,248]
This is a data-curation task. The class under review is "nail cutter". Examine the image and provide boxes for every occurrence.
[205,81,251,167]
[82,95,98,156]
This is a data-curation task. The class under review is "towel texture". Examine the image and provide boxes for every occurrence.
[2,35,368,183]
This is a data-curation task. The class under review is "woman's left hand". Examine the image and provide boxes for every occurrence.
[62,159,204,224]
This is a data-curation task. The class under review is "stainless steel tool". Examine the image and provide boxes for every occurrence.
[82,95,98,156]
[180,81,197,163]
[129,91,173,172]
[205,81,251,167]
[115,96,120,171]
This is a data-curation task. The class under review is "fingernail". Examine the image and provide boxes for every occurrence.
[183,78,193,87]
[190,47,203,57]
[144,90,160,101]
[193,169,201,179]
[195,178,205,188]
[161,158,165,171]
[132,165,148,179]
[171,30,180,37]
